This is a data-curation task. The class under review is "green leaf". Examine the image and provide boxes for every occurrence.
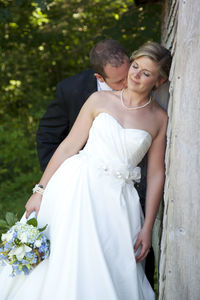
[38,224,48,232]
[18,264,22,271]
[27,218,38,227]
[0,219,9,229]
[5,212,18,226]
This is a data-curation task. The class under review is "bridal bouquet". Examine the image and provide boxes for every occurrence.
[0,213,50,277]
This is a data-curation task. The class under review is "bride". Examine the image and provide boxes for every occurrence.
[0,42,171,300]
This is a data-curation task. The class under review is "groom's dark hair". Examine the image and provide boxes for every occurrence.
[89,39,129,79]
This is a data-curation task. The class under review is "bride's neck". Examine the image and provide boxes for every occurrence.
[123,89,150,106]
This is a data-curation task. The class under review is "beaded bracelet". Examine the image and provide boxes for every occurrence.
[32,184,45,195]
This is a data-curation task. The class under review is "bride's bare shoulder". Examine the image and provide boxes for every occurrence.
[151,99,168,135]
[90,90,117,98]
[88,90,118,105]
[152,99,168,118]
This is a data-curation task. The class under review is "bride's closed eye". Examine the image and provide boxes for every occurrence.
[132,64,138,69]
[132,64,150,77]
[143,72,150,77]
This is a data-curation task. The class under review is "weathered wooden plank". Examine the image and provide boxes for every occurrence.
[161,0,178,47]
[159,0,200,299]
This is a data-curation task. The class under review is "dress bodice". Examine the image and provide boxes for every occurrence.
[80,113,152,181]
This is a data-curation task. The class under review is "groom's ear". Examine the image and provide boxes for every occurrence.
[94,73,105,83]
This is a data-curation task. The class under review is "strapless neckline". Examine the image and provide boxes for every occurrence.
[95,112,152,141]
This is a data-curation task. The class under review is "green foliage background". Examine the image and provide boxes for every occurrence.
[0,0,162,218]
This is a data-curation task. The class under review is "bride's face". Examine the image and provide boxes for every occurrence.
[127,56,165,94]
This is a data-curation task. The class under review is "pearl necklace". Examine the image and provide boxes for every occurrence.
[120,89,152,110]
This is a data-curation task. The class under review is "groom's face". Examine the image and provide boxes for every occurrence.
[96,58,130,91]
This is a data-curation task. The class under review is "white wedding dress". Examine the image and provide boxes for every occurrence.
[0,112,155,300]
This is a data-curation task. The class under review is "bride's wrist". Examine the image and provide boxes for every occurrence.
[141,223,153,234]
[32,184,45,196]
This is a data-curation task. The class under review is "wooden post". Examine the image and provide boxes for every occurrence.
[159,0,200,299]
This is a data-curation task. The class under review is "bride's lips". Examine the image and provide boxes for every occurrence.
[130,78,139,85]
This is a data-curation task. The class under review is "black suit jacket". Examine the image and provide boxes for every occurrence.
[37,69,97,171]
[36,68,147,207]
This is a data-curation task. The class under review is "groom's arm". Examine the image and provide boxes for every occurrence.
[36,69,97,172]
[36,81,70,172]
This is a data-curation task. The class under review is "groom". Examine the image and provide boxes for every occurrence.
[36,39,154,288]
[37,40,129,171]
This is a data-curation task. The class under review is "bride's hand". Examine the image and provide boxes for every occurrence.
[25,193,42,219]
[134,227,152,263]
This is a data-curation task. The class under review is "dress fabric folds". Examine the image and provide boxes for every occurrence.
[0,112,155,300]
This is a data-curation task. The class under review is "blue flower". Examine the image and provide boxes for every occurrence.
[21,259,28,264]
[22,266,30,275]
[32,257,37,264]
[26,252,34,259]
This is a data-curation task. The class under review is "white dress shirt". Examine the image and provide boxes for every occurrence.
[97,79,113,91]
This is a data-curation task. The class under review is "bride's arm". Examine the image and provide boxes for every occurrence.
[25,95,97,218]
[134,112,168,262]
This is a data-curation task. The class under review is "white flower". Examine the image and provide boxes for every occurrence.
[19,233,27,243]
[1,232,13,242]
[12,245,32,261]
[34,239,42,248]
[1,234,7,241]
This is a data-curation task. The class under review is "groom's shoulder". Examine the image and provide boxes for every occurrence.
[58,69,95,89]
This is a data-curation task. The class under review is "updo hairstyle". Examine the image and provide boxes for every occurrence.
[130,42,172,79]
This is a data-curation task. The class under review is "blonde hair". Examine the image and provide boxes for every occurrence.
[130,42,172,79]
